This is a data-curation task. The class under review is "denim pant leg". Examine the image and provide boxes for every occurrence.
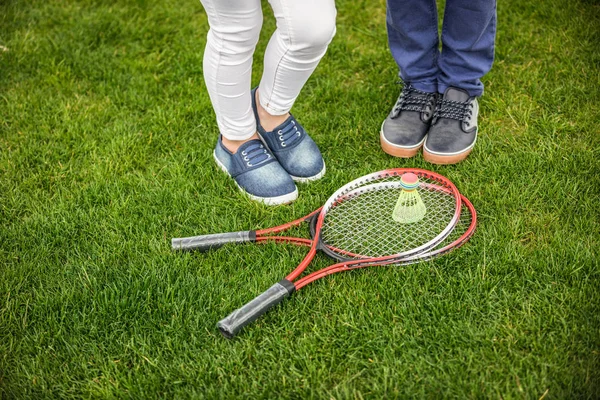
[439,0,497,96]
[386,0,440,93]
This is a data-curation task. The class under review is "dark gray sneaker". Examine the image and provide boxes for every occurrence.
[380,82,437,158]
[423,87,478,165]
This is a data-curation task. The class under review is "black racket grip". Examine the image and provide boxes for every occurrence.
[171,231,256,252]
[217,279,296,339]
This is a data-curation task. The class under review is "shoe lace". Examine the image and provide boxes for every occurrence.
[241,142,271,167]
[391,81,436,118]
[276,119,302,148]
[432,98,473,125]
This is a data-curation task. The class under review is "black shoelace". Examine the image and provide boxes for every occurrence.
[432,98,472,125]
[391,81,436,118]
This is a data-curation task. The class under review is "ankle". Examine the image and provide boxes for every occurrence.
[222,133,259,153]
[255,89,290,132]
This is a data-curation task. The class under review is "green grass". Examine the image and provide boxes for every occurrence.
[1,0,599,398]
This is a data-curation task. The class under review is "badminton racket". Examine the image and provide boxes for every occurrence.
[172,169,475,338]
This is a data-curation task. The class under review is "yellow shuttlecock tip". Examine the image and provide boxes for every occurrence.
[392,173,426,223]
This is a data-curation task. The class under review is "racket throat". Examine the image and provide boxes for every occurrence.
[278,278,296,295]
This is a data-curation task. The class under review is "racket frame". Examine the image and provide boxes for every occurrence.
[284,168,462,282]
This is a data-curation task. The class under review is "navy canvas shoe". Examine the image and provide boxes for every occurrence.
[251,88,325,182]
[214,136,298,205]
[423,87,478,164]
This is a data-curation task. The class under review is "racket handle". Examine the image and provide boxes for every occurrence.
[217,279,296,339]
[171,231,256,252]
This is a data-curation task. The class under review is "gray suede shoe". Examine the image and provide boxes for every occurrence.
[423,87,478,165]
[380,83,437,158]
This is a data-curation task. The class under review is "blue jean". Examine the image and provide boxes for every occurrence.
[387,0,496,97]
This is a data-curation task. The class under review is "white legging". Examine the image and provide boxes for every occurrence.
[200,0,337,140]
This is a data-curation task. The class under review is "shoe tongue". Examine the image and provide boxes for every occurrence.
[271,115,302,146]
[237,138,272,166]
[271,115,295,133]
[444,87,470,102]
[238,138,264,153]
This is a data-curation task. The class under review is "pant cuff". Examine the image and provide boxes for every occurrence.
[219,122,257,142]
[409,80,438,93]
[259,95,290,117]
[438,83,483,97]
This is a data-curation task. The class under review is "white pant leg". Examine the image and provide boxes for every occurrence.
[199,0,336,139]
[200,0,263,140]
[259,0,337,115]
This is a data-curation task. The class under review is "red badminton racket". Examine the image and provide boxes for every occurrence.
[172,169,476,338]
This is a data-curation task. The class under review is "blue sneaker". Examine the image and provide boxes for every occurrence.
[213,136,298,205]
[251,88,325,182]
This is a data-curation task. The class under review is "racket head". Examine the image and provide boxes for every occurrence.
[313,168,462,262]
[294,193,476,290]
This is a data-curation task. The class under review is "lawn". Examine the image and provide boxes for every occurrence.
[1,0,599,398]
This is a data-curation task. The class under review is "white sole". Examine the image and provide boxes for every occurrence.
[213,151,298,206]
[290,162,326,183]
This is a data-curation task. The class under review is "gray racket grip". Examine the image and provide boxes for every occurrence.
[171,231,256,252]
[217,279,296,339]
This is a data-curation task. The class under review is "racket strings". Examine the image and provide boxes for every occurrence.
[320,177,457,258]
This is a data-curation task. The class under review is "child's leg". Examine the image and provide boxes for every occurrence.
[246,0,335,182]
[386,0,440,93]
[258,0,337,120]
[380,0,440,159]
[241,0,336,182]
[201,0,298,205]
[200,0,263,142]
[438,0,497,96]
[421,0,496,165]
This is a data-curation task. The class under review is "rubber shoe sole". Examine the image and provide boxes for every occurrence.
[380,121,425,158]
[290,162,326,183]
[213,151,298,205]
[422,137,477,165]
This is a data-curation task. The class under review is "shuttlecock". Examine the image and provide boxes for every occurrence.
[392,172,426,223]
